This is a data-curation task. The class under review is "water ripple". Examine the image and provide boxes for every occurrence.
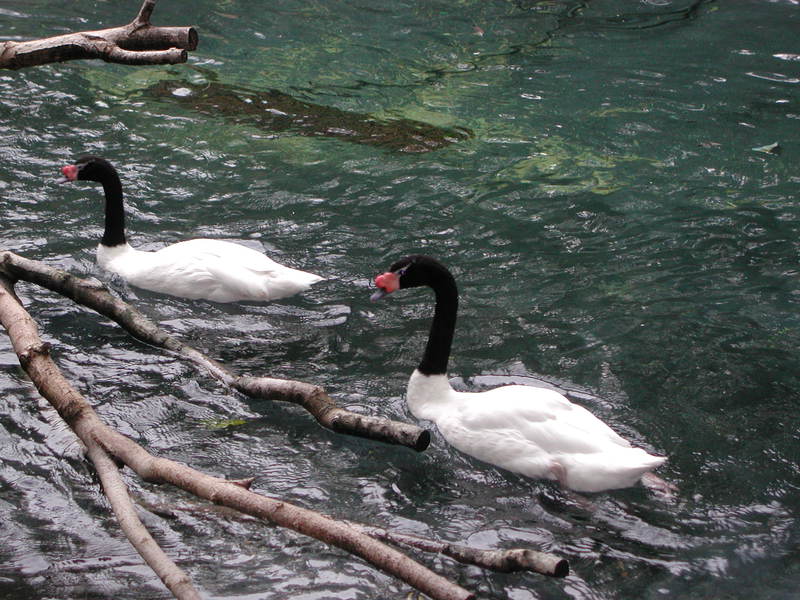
[2,1,800,599]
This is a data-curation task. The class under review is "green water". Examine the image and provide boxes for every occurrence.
[1,1,799,598]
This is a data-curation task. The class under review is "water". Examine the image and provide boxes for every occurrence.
[1,0,799,598]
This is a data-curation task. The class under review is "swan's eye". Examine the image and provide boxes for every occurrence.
[395,264,410,277]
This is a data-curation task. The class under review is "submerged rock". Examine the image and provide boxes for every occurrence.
[146,80,471,153]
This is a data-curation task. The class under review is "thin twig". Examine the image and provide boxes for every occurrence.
[134,0,158,27]
[351,523,569,577]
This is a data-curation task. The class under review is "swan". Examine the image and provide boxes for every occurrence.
[57,156,323,303]
[371,255,667,493]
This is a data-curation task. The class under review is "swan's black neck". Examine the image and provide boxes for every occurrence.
[418,266,458,376]
[74,158,127,247]
[97,167,126,247]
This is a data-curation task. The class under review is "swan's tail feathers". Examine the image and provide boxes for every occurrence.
[563,448,667,493]
[264,267,324,300]
[298,269,325,286]
[289,268,325,291]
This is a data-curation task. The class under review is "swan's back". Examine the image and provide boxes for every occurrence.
[97,239,322,302]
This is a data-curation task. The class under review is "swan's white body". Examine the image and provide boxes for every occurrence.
[407,370,665,492]
[97,239,323,303]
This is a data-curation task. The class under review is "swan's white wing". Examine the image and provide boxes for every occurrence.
[436,384,664,491]
[171,241,323,298]
[153,239,282,272]
[456,385,631,453]
[104,240,321,302]
[112,248,230,299]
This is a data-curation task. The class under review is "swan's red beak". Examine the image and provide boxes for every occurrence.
[57,164,78,184]
[370,271,400,301]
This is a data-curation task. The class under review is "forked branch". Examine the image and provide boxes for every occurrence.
[0,275,202,600]
[0,0,197,70]
[0,249,430,451]
[0,270,471,600]
[84,441,201,600]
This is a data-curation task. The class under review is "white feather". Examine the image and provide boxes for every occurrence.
[97,240,323,303]
[407,369,666,493]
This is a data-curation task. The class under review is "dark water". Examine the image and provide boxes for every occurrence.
[1,1,799,598]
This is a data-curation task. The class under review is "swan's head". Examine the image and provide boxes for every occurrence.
[57,156,117,184]
[371,255,449,301]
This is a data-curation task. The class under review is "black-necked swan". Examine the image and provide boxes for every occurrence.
[371,254,667,493]
[57,156,323,303]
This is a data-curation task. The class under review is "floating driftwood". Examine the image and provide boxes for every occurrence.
[0,0,196,70]
[146,80,471,153]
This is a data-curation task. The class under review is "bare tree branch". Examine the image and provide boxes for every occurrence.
[0,274,201,599]
[0,249,431,451]
[0,0,197,70]
[350,524,569,578]
[135,0,158,26]
[84,440,201,600]
[141,500,568,579]
[0,269,474,600]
